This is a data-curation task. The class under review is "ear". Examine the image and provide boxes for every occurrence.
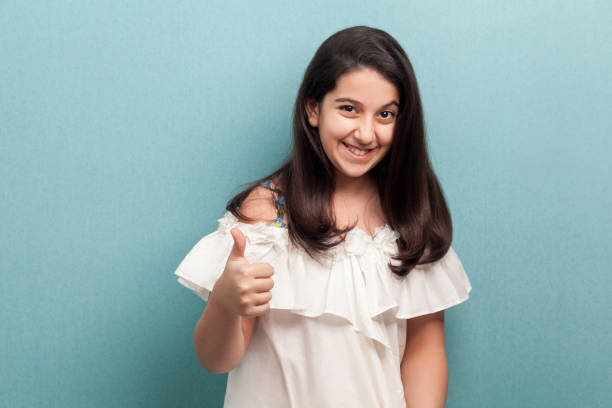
[305,99,319,128]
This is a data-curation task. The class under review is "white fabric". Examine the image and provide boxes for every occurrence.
[174,211,472,407]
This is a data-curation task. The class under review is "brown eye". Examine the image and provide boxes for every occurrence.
[340,105,355,113]
[380,111,395,119]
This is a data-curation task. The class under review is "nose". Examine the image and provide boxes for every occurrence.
[354,117,375,147]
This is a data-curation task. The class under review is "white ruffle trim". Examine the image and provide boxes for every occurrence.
[174,211,472,349]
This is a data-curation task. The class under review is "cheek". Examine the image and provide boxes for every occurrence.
[321,116,354,142]
[377,126,395,148]
[382,128,394,145]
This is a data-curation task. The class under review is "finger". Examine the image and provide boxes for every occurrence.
[252,277,274,293]
[248,262,274,278]
[229,227,246,260]
[247,303,271,317]
[251,291,273,306]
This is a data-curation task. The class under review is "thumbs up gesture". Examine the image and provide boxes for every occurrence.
[209,227,275,317]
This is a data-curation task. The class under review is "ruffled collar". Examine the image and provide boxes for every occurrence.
[218,211,400,258]
[341,225,400,258]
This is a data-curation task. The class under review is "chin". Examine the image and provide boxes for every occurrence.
[336,164,373,179]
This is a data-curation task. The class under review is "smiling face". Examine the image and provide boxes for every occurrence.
[306,67,399,183]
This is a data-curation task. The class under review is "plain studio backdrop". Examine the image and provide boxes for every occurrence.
[1,1,610,407]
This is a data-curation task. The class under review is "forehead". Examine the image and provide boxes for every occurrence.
[327,68,398,103]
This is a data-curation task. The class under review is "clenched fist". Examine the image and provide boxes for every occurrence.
[209,227,275,317]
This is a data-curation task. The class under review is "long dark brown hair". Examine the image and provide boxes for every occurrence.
[226,25,453,277]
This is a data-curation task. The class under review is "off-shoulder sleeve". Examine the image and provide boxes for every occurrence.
[390,245,473,319]
[173,211,287,302]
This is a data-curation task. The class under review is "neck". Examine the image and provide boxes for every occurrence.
[333,171,376,197]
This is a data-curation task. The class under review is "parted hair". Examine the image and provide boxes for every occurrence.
[226,25,453,277]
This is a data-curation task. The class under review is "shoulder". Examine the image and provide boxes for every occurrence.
[239,179,284,225]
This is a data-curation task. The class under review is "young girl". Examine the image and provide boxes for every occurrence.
[174,25,472,407]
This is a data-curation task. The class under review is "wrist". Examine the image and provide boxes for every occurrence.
[207,287,238,320]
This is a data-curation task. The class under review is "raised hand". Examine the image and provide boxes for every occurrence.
[209,227,275,317]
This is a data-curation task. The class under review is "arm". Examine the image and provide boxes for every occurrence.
[192,184,279,374]
[400,310,448,408]
[193,292,254,374]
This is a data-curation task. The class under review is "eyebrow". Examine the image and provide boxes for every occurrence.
[333,97,399,109]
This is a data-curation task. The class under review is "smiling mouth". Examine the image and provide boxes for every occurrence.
[341,141,376,157]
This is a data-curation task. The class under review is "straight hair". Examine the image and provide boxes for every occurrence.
[226,25,453,277]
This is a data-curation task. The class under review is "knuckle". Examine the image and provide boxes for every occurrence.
[239,295,250,307]
[239,266,250,278]
[237,283,249,294]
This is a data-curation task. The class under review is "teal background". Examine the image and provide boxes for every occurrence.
[1,1,610,407]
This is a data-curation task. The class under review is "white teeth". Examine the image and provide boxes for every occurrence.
[344,142,370,156]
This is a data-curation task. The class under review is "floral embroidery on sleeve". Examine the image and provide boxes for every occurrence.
[260,180,287,228]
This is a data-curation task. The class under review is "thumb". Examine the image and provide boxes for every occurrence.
[228,227,247,260]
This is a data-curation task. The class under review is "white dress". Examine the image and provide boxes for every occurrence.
[174,211,473,407]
